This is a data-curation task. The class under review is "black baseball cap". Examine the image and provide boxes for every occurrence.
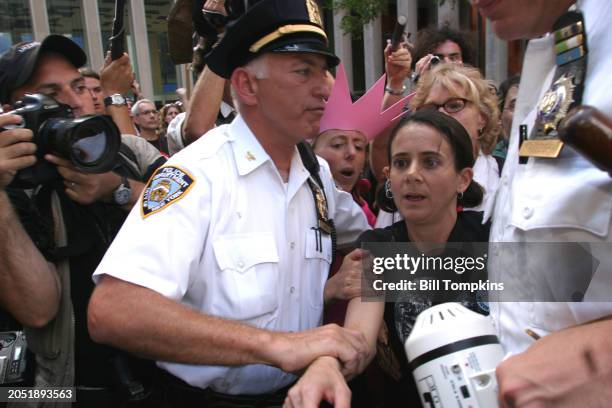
[0,35,87,105]
[206,0,339,79]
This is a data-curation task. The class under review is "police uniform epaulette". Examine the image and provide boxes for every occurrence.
[196,128,234,160]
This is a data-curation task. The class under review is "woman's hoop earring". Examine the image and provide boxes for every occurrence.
[385,179,393,199]
[457,191,464,200]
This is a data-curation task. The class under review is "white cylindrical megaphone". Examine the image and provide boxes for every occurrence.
[405,303,504,408]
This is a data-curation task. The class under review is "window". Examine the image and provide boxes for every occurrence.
[145,0,178,101]
[98,0,135,66]
[47,0,88,55]
[0,0,33,55]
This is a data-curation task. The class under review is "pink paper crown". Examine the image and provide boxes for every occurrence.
[319,63,414,141]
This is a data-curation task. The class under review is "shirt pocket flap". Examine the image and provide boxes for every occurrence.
[510,159,612,237]
[304,229,332,264]
[213,233,279,273]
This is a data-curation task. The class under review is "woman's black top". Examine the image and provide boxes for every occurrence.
[357,211,491,407]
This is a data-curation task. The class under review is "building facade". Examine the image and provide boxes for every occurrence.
[0,0,522,103]
[1,0,188,103]
[323,0,524,93]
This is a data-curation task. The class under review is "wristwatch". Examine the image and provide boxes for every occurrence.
[103,93,127,107]
[113,176,131,205]
[384,84,407,96]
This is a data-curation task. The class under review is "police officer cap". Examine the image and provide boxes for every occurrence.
[206,0,339,79]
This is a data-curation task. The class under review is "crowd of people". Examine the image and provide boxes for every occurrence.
[0,0,610,407]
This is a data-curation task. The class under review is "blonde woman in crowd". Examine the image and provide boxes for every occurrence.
[410,63,501,214]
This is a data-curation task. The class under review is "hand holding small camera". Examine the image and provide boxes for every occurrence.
[414,54,441,82]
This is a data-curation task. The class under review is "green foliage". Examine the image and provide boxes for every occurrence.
[324,0,471,38]
[323,0,388,39]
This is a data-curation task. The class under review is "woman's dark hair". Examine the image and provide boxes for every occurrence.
[498,75,520,112]
[413,26,475,67]
[377,109,484,212]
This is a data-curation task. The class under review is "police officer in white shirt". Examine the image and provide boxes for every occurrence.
[88,1,379,407]
[473,0,612,405]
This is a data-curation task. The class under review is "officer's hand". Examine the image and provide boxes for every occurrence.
[384,38,412,86]
[283,356,351,408]
[324,249,363,303]
[271,323,369,379]
[496,322,612,407]
[0,114,36,190]
[100,52,134,96]
[44,154,120,205]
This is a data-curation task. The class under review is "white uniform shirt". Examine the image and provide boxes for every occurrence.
[93,115,370,394]
[166,102,237,156]
[488,0,612,355]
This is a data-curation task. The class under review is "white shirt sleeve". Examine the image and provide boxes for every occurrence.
[166,112,186,156]
[93,163,211,301]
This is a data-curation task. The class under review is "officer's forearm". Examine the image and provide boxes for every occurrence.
[0,191,60,328]
[89,275,370,374]
[88,275,278,366]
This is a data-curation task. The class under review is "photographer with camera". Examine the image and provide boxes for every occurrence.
[0,35,164,407]
[411,26,473,82]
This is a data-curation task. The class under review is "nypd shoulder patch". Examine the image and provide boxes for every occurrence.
[141,166,195,218]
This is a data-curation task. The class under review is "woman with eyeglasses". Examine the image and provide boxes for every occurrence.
[410,63,502,213]
[375,64,501,229]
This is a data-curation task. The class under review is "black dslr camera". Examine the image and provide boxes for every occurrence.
[5,93,121,188]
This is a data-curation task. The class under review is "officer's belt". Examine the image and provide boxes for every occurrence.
[155,367,294,408]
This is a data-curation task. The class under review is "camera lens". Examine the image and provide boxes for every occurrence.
[71,123,109,164]
[42,115,121,173]
[430,56,441,66]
